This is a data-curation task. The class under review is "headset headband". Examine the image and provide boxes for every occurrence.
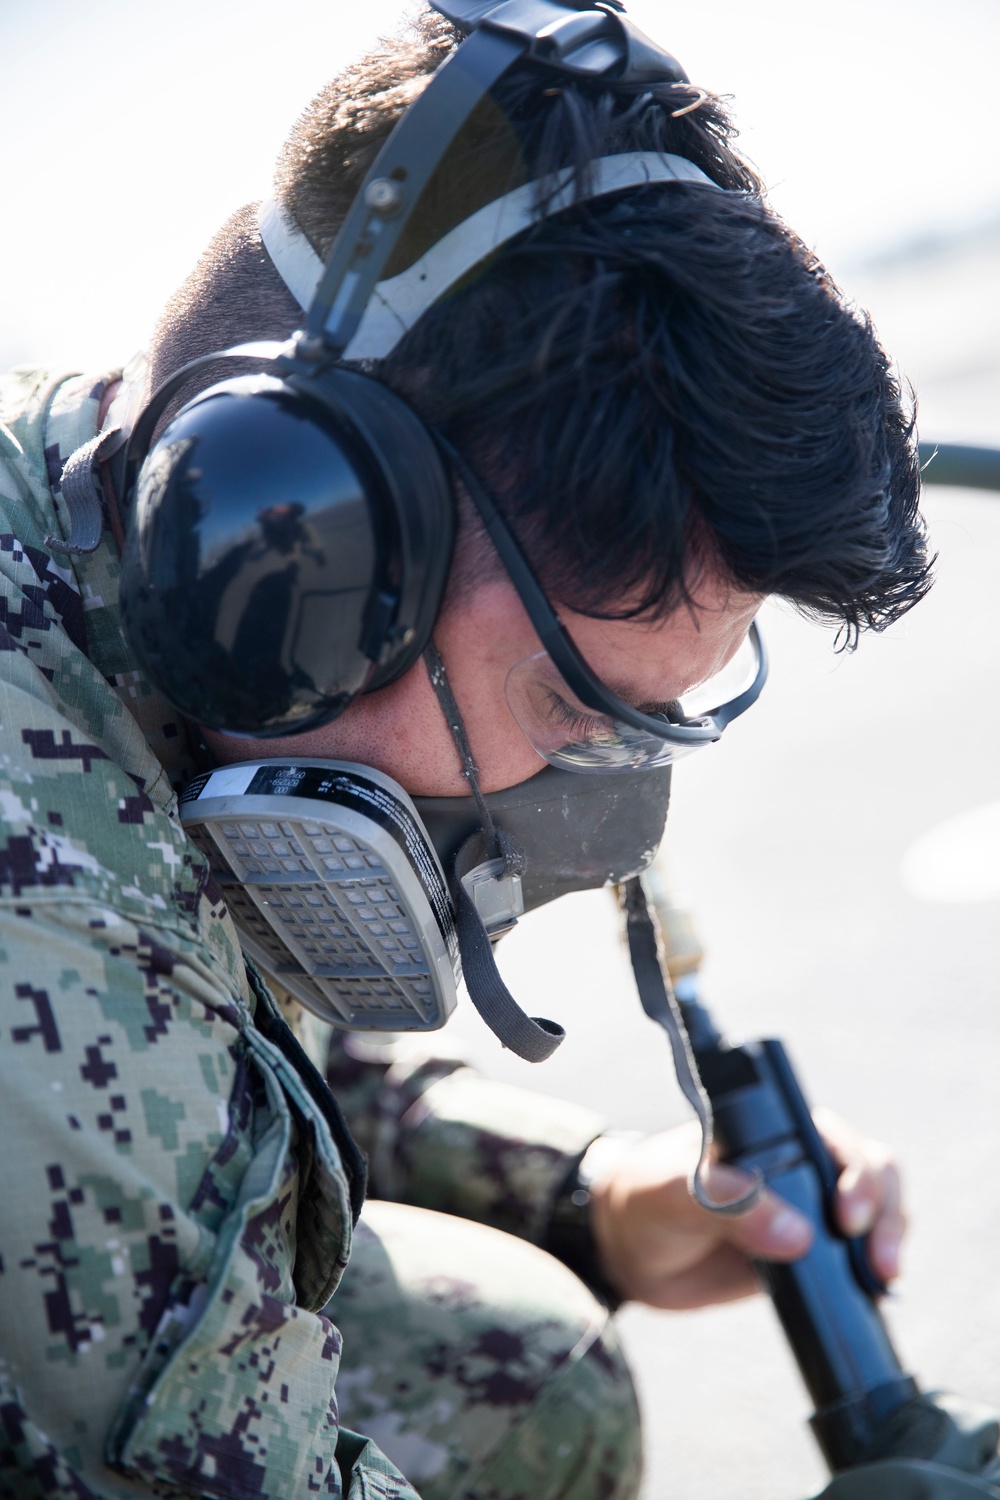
[260,152,717,359]
[298,0,694,358]
[434,0,687,84]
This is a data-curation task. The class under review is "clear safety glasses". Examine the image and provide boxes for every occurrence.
[505,625,766,773]
[437,438,769,775]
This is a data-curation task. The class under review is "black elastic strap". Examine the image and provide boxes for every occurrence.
[619,875,760,1216]
[454,831,564,1062]
[436,433,767,745]
[423,640,563,1062]
[423,639,503,863]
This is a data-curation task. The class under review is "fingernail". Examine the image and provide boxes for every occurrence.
[769,1206,810,1249]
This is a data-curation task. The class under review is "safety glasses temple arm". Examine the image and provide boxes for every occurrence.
[440,437,743,743]
[708,620,769,729]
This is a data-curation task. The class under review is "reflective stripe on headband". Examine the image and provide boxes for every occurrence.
[258,151,719,361]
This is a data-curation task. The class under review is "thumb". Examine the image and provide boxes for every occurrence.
[700,1161,814,1261]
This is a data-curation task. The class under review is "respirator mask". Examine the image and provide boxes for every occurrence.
[177,754,676,1058]
[92,0,769,1061]
[175,600,764,1061]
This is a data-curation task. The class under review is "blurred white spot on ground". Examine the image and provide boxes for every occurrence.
[901,801,1000,903]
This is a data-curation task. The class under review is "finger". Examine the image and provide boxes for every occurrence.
[867,1166,906,1282]
[834,1157,904,1250]
[834,1165,905,1280]
[698,1161,813,1261]
[834,1159,880,1237]
[813,1109,906,1281]
[813,1107,894,1223]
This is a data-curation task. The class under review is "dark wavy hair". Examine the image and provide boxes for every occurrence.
[151,7,930,643]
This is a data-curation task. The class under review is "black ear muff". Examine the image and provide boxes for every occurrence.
[295,367,456,695]
[120,363,455,737]
[119,0,688,742]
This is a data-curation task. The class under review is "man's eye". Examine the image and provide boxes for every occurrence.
[542,690,611,739]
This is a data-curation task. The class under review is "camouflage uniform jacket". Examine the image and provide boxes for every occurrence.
[0,368,607,1500]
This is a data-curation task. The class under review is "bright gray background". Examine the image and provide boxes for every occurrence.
[4,3,999,1495]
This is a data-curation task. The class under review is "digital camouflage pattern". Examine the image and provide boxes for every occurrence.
[323,1029,608,1243]
[0,367,638,1500]
[331,1201,642,1500]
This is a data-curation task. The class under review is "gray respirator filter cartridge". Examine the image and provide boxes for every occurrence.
[179,760,460,1031]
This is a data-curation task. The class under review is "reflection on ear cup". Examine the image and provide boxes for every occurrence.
[120,365,455,736]
[291,368,456,696]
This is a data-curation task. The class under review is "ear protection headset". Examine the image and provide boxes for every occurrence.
[116,0,723,738]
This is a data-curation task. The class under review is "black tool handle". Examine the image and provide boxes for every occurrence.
[681,1000,918,1472]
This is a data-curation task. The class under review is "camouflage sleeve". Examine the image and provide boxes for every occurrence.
[0,715,420,1500]
[0,896,419,1500]
[326,1029,607,1246]
[0,390,421,1500]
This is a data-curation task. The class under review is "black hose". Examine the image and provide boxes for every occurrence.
[918,442,1000,492]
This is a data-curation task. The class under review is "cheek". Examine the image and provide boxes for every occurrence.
[432,614,547,794]
[205,579,549,798]
[326,670,469,795]
[300,657,543,797]
[459,703,547,794]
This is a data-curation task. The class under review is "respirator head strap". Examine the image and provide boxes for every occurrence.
[423,639,565,1061]
[423,640,500,855]
[454,832,565,1062]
